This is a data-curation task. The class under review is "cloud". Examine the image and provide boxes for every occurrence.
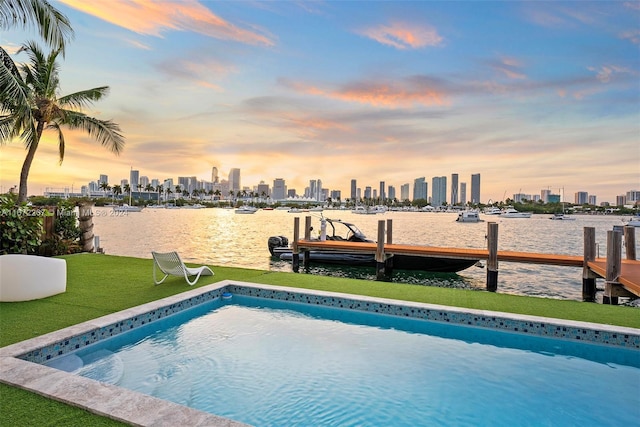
[489,57,527,80]
[620,29,640,45]
[279,76,450,108]
[587,65,635,83]
[357,22,443,49]
[59,0,275,46]
[154,57,235,89]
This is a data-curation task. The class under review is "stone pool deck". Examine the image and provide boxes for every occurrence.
[1,280,639,426]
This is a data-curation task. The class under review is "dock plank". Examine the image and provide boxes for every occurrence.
[296,239,640,296]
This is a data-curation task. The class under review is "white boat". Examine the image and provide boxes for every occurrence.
[500,207,531,218]
[483,207,502,215]
[456,210,484,223]
[182,204,205,209]
[550,213,576,221]
[624,214,640,227]
[235,206,257,214]
[352,206,381,215]
[113,204,143,213]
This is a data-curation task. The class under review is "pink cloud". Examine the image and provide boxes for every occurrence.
[60,0,274,46]
[358,22,443,49]
[281,77,449,108]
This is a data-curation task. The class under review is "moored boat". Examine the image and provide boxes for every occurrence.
[500,207,531,218]
[483,207,502,215]
[456,210,484,223]
[268,217,479,273]
[113,204,143,212]
[550,213,576,221]
[235,206,257,214]
[624,214,640,227]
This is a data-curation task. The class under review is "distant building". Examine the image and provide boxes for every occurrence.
[400,183,410,201]
[388,185,396,201]
[541,189,551,203]
[129,170,139,188]
[460,182,467,205]
[548,194,561,203]
[256,181,270,198]
[228,168,240,193]
[211,167,219,184]
[272,178,286,200]
[470,173,480,204]
[413,177,427,201]
[451,173,459,205]
[379,181,386,201]
[616,195,626,206]
[588,195,597,205]
[574,191,588,205]
[364,186,372,200]
[431,176,447,207]
[627,190,640,205]
[350,179,357,201]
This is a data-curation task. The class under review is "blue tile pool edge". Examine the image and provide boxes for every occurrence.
[1,280,639,427]
[4,280,640,364]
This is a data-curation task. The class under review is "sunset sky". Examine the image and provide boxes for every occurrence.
[1,0,638,203]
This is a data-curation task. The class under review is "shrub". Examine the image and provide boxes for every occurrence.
[0,193,43,255]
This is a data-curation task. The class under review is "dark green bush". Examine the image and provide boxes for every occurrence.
[0,193,43,255]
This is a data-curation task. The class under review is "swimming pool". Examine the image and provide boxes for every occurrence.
[2,281,639,426]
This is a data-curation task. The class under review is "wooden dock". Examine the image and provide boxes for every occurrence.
[292,217,640,303]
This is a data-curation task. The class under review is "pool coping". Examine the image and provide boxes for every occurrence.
[1,280,639,426]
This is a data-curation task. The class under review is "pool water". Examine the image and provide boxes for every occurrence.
[46,295,640,426]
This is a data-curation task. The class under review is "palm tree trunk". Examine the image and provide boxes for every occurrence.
[18,122,45,202]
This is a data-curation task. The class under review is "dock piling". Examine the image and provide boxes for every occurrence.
[603,229,622,305]
[303,216,312,269]
[486,222,499,291]
[624,226,636,260]
[376,220,386,280]
[384,219,394,276]
[292,217,300,272]
[582,227,597,302]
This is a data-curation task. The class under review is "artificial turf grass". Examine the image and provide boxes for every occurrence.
[0,383,127,427]
[2,253,639,348]
[1,253,639,427]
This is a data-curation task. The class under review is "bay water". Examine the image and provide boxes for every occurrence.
[91,207,637,302]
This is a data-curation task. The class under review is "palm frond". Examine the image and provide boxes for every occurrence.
[45,121,64,163]
[0,46,30,114]
[0,0,74,52]
[58,87,110,110]
[63,111,125,154]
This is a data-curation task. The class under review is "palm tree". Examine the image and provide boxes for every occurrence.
[0,0,74,52]
[123,184,131,204]
[112,184,122,202]
[0,41,124,202]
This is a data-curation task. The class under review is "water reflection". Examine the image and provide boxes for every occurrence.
[91,207,636,301]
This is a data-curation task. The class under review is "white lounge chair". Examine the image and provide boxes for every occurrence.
[151,251,214,286]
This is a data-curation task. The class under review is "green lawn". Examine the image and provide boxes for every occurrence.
[1,254,638,426]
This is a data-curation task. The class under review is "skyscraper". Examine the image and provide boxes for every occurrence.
[379,181,386,202]
[400,183,410,201]
[130,169,139,188]
[211,167,219,184]
[413,177,427,201]
[431,176,447,207]
[272,178,286,200]
[228,168,240,194]
[451,173,459,205]
[471,173,481,204]
[350,179,357,201]
[460,182,467,205]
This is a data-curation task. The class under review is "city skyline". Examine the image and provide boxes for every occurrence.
[41,166,637,206]
[1,1,638,203]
